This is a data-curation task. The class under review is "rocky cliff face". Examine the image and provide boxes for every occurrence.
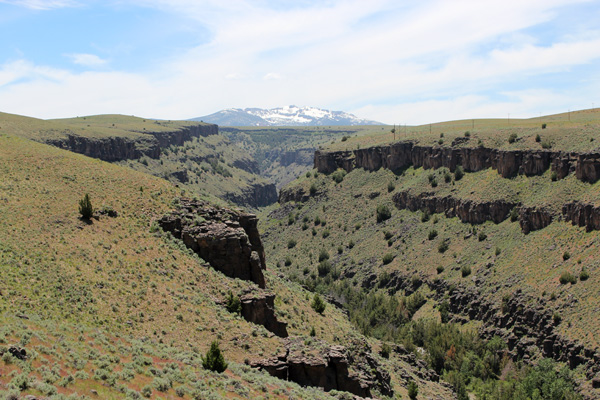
[250,338,392,398]
[563,202,600,231]
[158,198,266,288]
[240,290,288,338]
[46,124,217,162]
[393,191,516,225]
[518,207,554,234]
[47,134,160,161]
[315,142,600,183]
[224,182,278,208]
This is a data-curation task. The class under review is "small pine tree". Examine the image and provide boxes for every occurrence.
[202,341,227,373]
[225,291,241,314]
[311,294,326,314]
[79,193,93,219]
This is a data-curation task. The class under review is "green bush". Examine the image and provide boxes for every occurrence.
[436,265,444,274]
[387,181,395,192]
[287,238,297,249]
[380,343,391,358]
[562,251,570,261]
[461,265,471,277]
[332,169,346,184]
[508,133,518,143]
[78,193,94,219]
[382,253,394,265]
[541,123,547,129]
[559,271,576,284]
[311,294,326,314]
[317,260,331,276]
[202,341,228,373]
[428,229,438,240]
[318,249,329,262]
[454,166,464,181]
[407,380,419,400]
[535,133,541,142]
[438,240,449,253]
[225,291,241,314]
[478,232,487,241]
[580,267,589,281]
[376,204,392,223]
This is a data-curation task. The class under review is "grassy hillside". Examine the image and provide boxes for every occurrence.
[0,133,456,399]
[326,108,600,152]
[0,112,204,142]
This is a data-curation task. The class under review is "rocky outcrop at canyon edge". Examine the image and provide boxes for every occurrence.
[315,141,600,183]
[250,338,392,398]
[392,191,515,224]
[46,124,217,162]
[158,198,266,288]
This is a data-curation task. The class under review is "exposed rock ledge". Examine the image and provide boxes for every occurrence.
[315,141,600,183]
[392,191,515,225]
[158,198,266,288]
[46,124,217,162]
[250,338,392,398]
[393,191,600,234]
[240,290,288,338]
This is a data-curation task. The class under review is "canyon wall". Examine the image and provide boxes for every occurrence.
[46,124,217,162]
[315,141,600,183]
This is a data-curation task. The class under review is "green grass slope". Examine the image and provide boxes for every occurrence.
[0,133,454,399]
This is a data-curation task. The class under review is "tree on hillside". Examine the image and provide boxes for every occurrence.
[202,341,228,373]
[79,193,93,220]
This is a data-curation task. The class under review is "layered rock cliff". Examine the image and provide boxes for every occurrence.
[46,124,217,162]
[392,191,516,225]
[315,141,600,183]
[158,198,266,288]
[250,338,392,398]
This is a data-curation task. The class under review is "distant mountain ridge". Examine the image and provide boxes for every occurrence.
[191,105,382,126]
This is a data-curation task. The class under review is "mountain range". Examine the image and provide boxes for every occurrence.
[191,105,382,126]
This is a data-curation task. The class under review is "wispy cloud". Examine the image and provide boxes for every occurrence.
[66,53,108,67]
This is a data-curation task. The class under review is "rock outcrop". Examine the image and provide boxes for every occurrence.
[278,186,310,204]
[563,202,600,232]
[315,142,600,183]
[158,198,266,288]
[250,338,392,398]
[518,207,554,234]
[240,290,288,337]
[46,124,217,162]
[224,182,278,208]
[392,191,516,224]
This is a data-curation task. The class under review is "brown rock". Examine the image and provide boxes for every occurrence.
[158,198,266,288]
[240,290,288,337]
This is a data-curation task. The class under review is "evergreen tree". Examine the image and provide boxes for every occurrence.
[311,293,326,314]
[202,341,227,373]
[79,193,93,219]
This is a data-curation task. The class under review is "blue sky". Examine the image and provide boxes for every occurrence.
[1,0,600,124]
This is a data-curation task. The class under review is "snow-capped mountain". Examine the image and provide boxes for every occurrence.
[191,106,382,126]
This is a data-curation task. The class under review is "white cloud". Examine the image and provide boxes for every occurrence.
[66,53,108,67]
[1,0,600,123]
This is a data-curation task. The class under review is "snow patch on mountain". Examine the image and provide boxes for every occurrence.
[191,106,382,126]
